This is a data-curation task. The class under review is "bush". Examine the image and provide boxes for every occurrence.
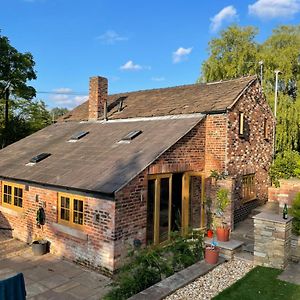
[269,150,300,187]
[103,231,204,300]
[290,193,300,236]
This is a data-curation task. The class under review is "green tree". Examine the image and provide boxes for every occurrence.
[199,25,300,154]
[50,107,69,121]
[0,32,37,145]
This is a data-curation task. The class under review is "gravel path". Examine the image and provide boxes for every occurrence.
[165,259,253,300]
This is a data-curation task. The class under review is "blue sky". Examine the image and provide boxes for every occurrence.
[1,0,300,109]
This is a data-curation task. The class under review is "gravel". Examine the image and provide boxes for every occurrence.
[165,259,253,300]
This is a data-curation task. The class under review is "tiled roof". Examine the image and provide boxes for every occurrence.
[0,116,204,195]
[60,76,257,122]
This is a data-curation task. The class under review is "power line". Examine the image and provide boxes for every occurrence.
[36,91,88,95]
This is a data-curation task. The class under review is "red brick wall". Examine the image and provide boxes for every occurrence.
[227,81,274,223]
[0,181,115,274]
[268,179,300,207]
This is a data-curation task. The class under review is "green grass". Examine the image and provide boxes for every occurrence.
[213,266,300,300]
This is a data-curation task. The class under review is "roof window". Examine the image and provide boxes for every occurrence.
[118,130,142,144]
[28,153,51,165]
[68,131,89,142]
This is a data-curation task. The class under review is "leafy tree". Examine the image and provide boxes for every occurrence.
[199,25,300,154]
[0,32,37,145]
[50,107,69,121]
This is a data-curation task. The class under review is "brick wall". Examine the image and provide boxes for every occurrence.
[0,181,115,274]
[227,81,274,223]
[268,179,300,207]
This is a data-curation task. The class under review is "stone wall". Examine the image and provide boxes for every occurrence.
[291,235,300,262]
[253,212,292,269]
[268,179,300,207]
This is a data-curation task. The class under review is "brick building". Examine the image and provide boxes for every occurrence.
[0,75,274,274]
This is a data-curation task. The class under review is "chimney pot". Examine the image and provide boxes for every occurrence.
[88,76,108,121]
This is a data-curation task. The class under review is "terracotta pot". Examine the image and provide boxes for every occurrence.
[205,246,219,264]
[207,229,213,238]
[216,227,230,242]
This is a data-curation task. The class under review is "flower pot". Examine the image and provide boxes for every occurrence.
[216,227,230,242]
[205,246,219,264]
[207,229,213,238]
[32,240,47,256]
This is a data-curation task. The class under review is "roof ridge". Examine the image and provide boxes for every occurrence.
[108,75,257,97]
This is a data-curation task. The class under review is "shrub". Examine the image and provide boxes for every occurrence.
[269,150,300,187]
[290,193,300,236]
[103,231,204,300]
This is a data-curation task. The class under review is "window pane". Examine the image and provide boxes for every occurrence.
[74,199,83,212]
[4,194,12,204]
[189,176,201,230]
[159,178,170,243]
[14,196,22,207]
[61,208,70,221]
[61,196,70,209]
[73,212,83,225]
[146,179,155,245]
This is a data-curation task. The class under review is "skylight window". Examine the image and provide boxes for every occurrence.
[118,130,142,144]
[29,153,51,164]
[69,131,89,142]
[122,130,142,141]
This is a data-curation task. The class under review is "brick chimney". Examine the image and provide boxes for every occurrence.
[88,76,108,121]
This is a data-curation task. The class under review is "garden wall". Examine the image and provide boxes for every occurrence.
[268,178,300,207]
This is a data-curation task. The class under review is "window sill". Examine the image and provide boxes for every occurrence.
[51,222,88,241]
[0,205,23,217]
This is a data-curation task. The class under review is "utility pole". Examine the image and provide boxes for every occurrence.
[273,70,282,158]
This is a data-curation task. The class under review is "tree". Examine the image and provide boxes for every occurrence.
[199,25,300,154]
[0,33,37,145]
[50,107,69,121]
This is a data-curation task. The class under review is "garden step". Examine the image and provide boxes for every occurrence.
[234,251,254,263]
[0,238,29,260]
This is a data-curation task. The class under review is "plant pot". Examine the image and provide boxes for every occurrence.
[32,240,47,256]
[205,246,219,264]
[216,227,230,242]
[207,229,213,238]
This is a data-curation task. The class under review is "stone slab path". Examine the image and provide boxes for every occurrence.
[0,236,111,299]
[278,262,300,285]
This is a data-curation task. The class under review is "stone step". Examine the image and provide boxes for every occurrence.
[0,239,30,260]
[234,251,254,263]
[242,242,254,253]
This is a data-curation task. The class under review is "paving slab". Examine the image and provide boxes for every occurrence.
[0,238,112,299]
[278,262,300,285]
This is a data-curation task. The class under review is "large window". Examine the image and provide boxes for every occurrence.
[2,182,23,210]
[58,193,84,227]
[242,174,256,202]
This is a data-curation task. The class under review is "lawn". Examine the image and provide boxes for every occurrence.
[213,266,300,300]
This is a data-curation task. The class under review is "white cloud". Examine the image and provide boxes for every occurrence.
[96,30,128,44]
[151,77,165,82]
[53,87,72,94]
[248,0,300,19]
[51,93,87,109]
[210,6,238,32]
[120,60,143,71]
[172,47,193,63]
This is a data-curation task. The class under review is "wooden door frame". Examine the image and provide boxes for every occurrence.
[148,174,173,245]
[182,171,205,235]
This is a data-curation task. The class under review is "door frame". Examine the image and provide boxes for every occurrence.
[182,171,205,235]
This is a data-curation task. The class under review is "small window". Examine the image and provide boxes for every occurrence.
[69,131,89,142]
[239,112,244,136]
[122,130,142,141]
[2,182,23,210]
[58,193,84,227]
[30,153,51,163]
[242,174,256,202]
[263,118,268,139]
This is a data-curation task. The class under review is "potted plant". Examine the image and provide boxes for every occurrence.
[215,188,230,242]
[205,240,219,264]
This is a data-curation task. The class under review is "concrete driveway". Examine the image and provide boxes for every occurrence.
[0,236,112,299]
